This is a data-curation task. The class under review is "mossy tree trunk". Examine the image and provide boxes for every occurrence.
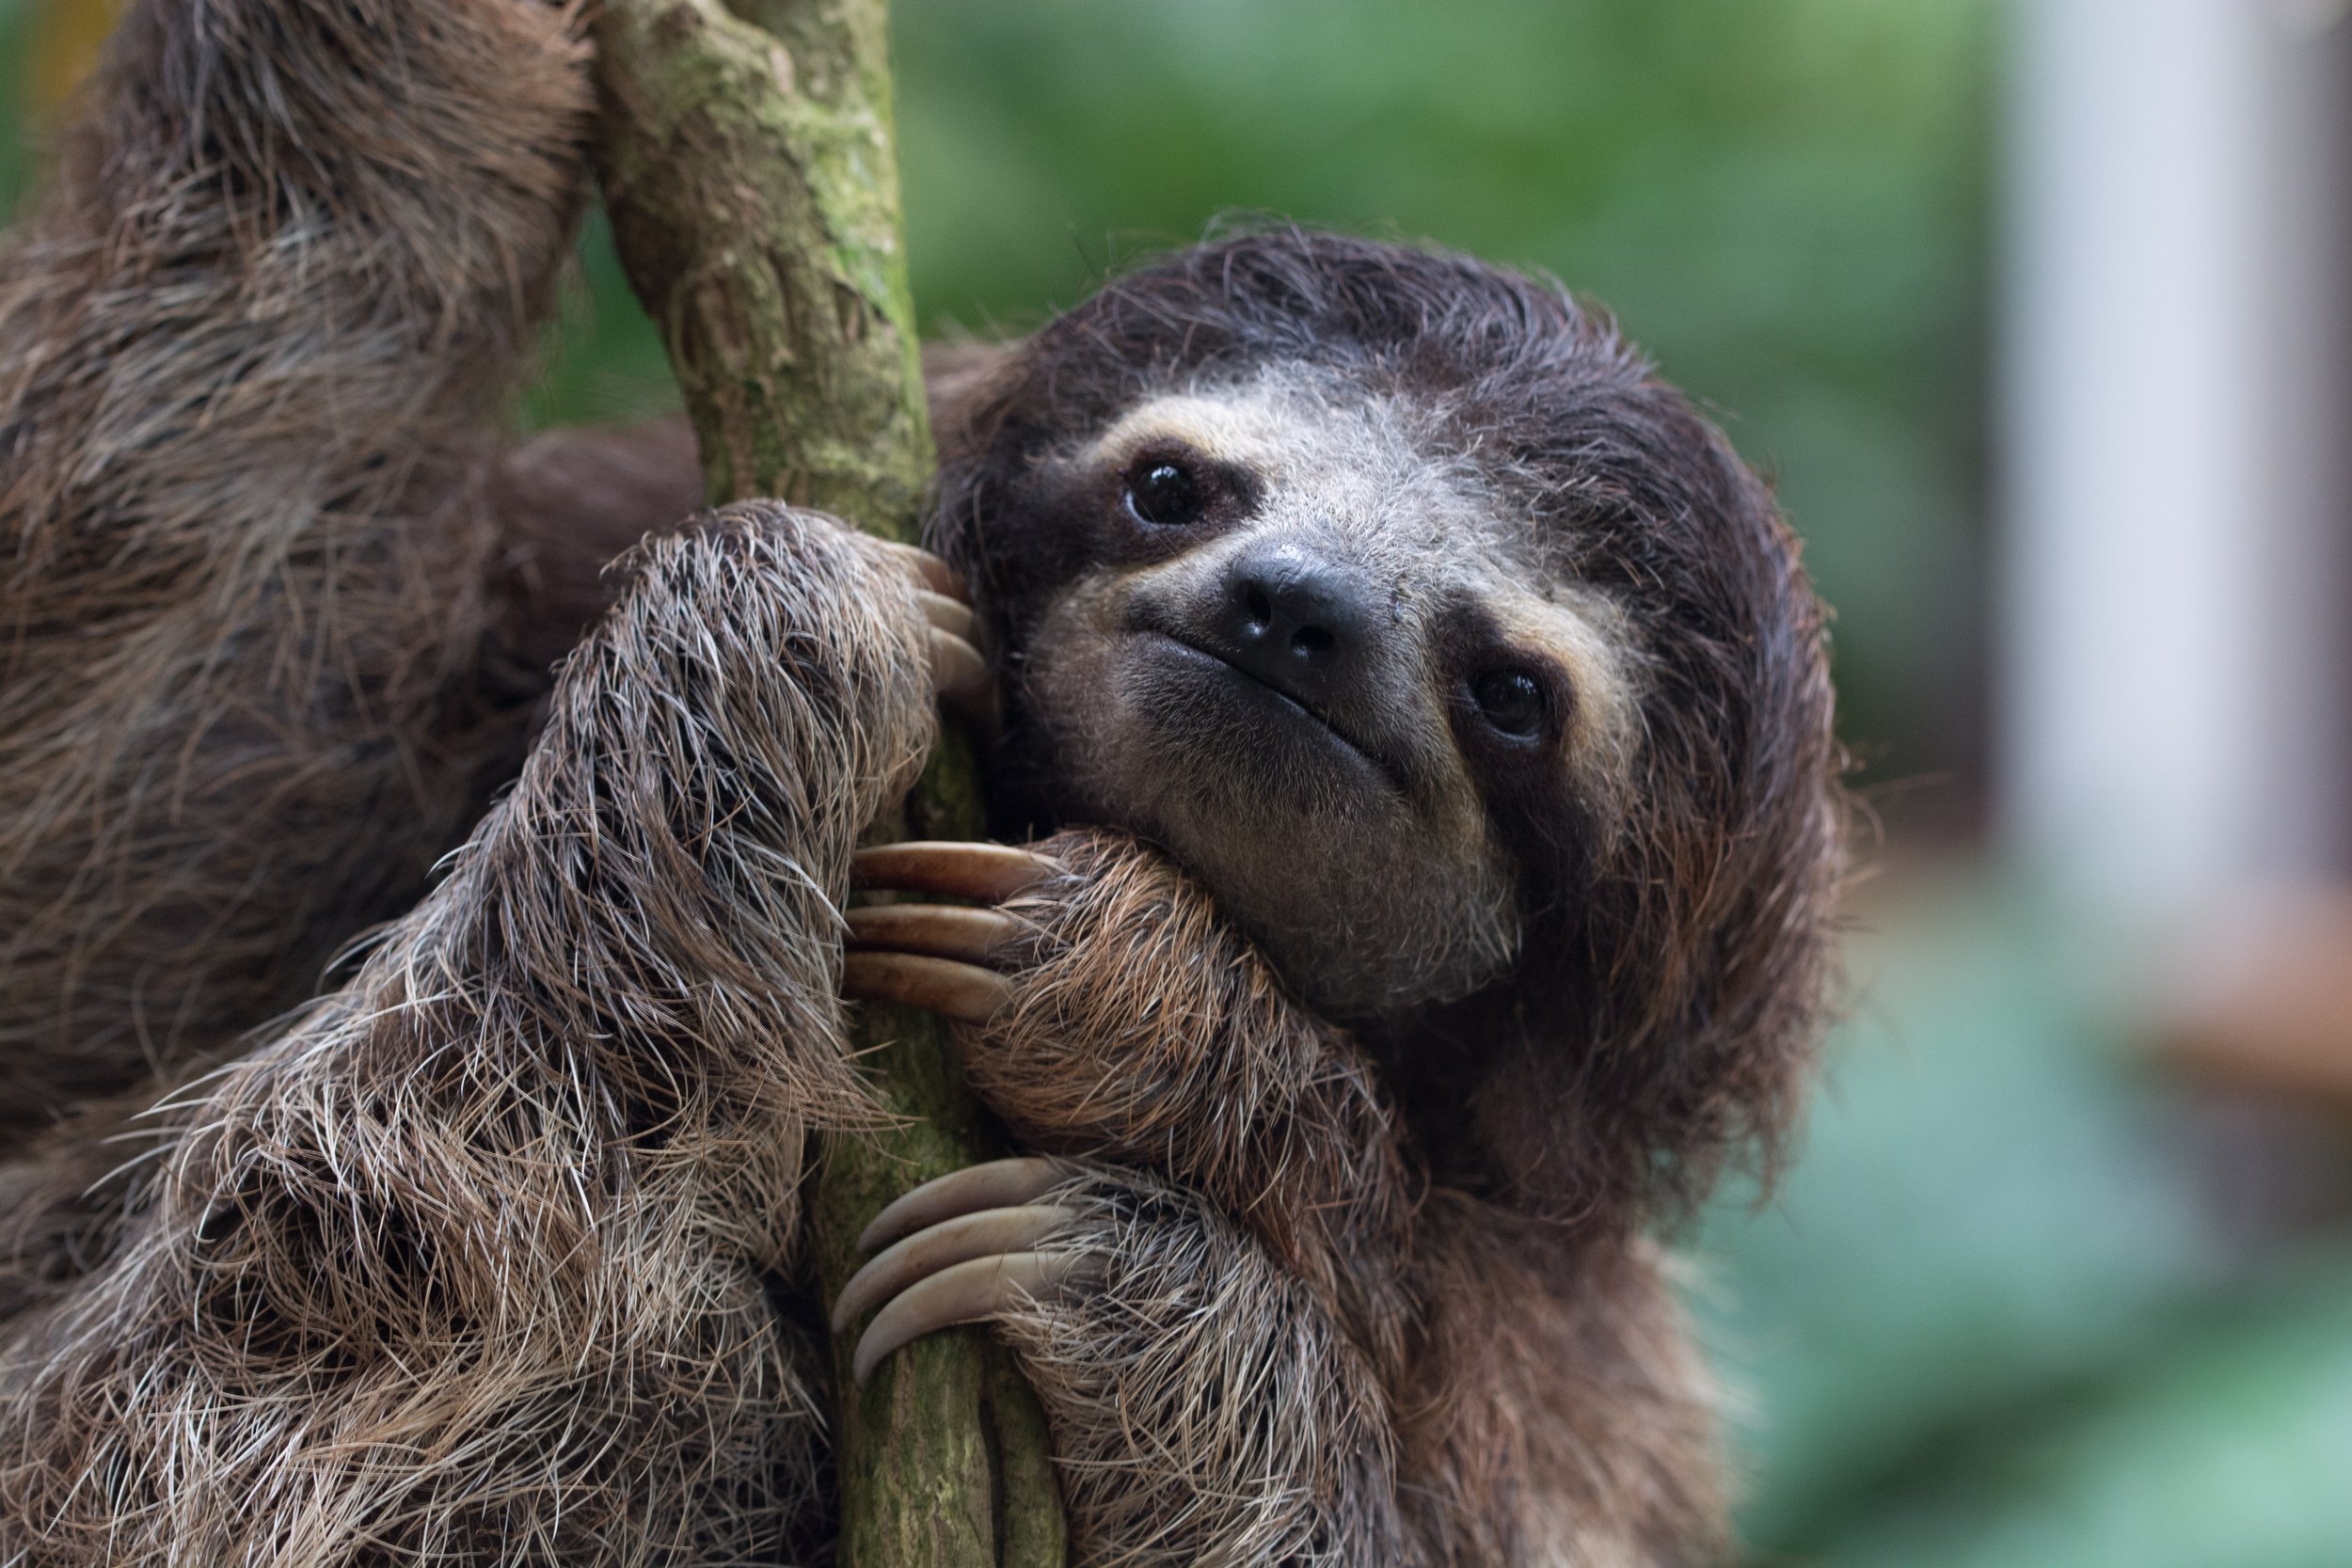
[588,3,1065,1564]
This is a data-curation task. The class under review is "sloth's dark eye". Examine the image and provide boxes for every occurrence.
[1124,459,1205,527]
[1470,669,1549,739]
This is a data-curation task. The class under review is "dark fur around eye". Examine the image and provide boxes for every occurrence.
[1470,669,1549,739]
[1123,456,1206,527]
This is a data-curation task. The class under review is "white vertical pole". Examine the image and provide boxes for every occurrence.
[2000,0,2350,917]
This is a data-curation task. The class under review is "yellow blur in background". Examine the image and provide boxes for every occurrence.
[23,0,119,118]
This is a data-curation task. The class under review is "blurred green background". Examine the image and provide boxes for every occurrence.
[533,0,1998,814]
[8,0,2351,1561]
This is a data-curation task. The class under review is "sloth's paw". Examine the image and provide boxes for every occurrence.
[838,839,1063,1025]
[839,830,1303,1160]
[831,1157,1275,1396]
[833,1157,1393,1563]
[829,1156,1100,1386]
[867,541,996,722]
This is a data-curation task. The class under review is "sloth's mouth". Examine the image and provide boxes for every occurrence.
[1132,631,1406,795]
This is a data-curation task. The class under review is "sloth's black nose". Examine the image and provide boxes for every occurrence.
[1210,545,1378,708]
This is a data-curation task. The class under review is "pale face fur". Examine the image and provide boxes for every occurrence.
[1017,369,1642,1017]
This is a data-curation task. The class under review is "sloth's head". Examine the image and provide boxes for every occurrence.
[933,230,1843,1212]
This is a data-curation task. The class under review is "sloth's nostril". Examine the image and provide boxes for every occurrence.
[1208,546,1377,705]
[1244,587,1275,635]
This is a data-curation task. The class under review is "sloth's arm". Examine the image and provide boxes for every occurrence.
[838,1156,1411,1568]
[844,847,1726,1568]
[844,829,1425,1565]
[1393,1203,1729,1568]
[0,0,593,1128]
[0,507,961,1563]
[845,827,1415,1323]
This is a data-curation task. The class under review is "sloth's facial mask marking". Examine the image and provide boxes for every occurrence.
[1018,374,1641,1017]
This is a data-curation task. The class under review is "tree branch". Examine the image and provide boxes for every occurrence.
[588,2,1065,1562]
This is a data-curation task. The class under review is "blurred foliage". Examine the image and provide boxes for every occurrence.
[895,0,1998,803]
[525,210,687,430]
[1715,874,2352,1562]
[11,2,2352,1564]
[1808,1255,2352,1568]
[1,4,34,214]
[532,0,1998,800]
[9,0,1996,792]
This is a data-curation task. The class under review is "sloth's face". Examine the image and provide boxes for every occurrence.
[1003,369,1642,1017]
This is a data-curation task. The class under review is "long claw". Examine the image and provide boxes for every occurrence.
[845,904,1019,964]
[850,842,1059,903]
[840,951,1010,1024]
[876,538,965,600]
[831,1204,1076,1332]
[851,1251,1082,1386]
[915,589,977,642]
[928,627,989,701]
[859,1157,1069,1252]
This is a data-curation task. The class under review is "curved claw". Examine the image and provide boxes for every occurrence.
[832,1203,1076,1332]
[840,951,1010,1024]
[927,626,989,702]
[845,904,1019,963]
[850,842,1059,903]
[876,538,966,600]
[858,1157,1070,1252]
[852,1251,1084,1386]
[915,589,977,643]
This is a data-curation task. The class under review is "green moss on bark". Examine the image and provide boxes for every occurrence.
[588,3,1065,1563]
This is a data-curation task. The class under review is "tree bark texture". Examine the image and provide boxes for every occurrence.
[588,4,1066,1564]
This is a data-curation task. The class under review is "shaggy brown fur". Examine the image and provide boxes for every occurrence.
[954,831,1728,1564]
[845,230,1843,1564]
[0,0,604,1148]
[1,505,936,1560]
[0,0,1844,1562]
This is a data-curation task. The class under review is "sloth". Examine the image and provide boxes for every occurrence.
[0,0,1842,1564]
